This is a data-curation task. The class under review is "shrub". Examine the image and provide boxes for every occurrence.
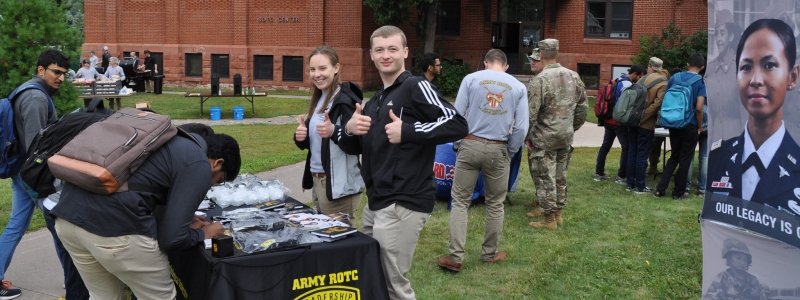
[434,59,470,98]
[631,22,708,73]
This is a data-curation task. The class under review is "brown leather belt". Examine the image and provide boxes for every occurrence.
[464,134,506,144]
[311,172,327,178]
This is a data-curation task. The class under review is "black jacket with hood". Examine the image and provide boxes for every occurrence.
[295,82,364,200]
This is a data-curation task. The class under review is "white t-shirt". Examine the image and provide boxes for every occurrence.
[308,90,330,173]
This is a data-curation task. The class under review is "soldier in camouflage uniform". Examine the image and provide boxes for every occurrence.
[525,39,587,230]
[703,238,766,300]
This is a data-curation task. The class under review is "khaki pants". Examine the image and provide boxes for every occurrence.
[528,147,571,213]
[448,139,509,263]
[361,203,429,300]
[55,219,176,300]
[312,175,359,225]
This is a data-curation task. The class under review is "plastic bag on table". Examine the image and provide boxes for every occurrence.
[230,217,286,232]
[233,227,304,253]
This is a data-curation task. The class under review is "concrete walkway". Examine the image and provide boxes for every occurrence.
[9,117,611,299]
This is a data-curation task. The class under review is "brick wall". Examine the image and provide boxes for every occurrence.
[83,0,706,91]
[544,0,708,84]
[84,0,368,89]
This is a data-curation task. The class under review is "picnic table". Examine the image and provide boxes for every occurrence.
[184,92,269,116]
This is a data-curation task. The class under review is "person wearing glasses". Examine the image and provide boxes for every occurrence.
[0,49,69,299]
[418,52,442,84]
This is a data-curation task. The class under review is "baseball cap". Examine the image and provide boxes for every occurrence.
[649,57,663,71]
[628,64,646,75]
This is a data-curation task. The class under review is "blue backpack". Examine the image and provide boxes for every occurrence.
[0,82,54,178]
[658,73,701,129]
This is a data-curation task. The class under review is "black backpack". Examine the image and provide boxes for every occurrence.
[20,98,113,198]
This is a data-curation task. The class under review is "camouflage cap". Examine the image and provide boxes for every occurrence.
[528,50,541,61]
[537,39,559,51]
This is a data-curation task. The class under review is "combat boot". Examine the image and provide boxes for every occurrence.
[554,210,563,225]
[526,207,544,217]
[529,213,558,230]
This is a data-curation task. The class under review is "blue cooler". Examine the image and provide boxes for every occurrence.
[209,106,221,121]
[232,106,245,120]
[433,143,482,208]
[433,143,522,210]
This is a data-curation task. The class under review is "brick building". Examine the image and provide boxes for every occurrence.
[83,0,707,90]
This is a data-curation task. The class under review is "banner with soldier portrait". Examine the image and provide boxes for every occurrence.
[702,0,800,298]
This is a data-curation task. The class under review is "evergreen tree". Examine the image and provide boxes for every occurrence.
[0,0,83,114]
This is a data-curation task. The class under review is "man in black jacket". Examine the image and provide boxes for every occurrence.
[51,133,240,299]
[345,25,468,300]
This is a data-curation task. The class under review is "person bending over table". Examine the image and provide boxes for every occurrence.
[51,133,241,299]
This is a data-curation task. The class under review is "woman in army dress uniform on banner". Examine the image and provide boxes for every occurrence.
[707,18,800,215]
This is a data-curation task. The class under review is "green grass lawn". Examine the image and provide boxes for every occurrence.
[408,147,703,299]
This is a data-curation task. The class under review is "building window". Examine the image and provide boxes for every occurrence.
[437,0,461,36]
[185,53,202,77]
[211,54,230,79]
[283,56,304,82]
[585,0,632,39]
[611,64,631,81]
[253,55,274,80]
[498,0,544,22]
[578,63,600,89]
[733,0,766,26]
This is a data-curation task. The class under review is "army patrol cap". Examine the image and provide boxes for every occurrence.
[649,57,663,71]
[537,39,559,51]
[528,50,541,61]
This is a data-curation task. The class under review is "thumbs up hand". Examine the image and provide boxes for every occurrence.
[295,114,308,142]
[345,103,371,136]
[385,108,403,144]
[316,112,334,138]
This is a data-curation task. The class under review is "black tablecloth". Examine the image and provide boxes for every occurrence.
[169,201,388,300]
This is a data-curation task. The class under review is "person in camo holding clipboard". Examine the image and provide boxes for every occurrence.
[293,45,365,225]
[707,18,800,215]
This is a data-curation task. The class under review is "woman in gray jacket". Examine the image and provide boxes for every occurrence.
[294,45,364,225]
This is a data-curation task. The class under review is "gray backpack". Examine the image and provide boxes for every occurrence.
[48,108,177,194]
[612,75,665,126]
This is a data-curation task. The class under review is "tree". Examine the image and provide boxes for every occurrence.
[631,23,708,73]
[0,0,83,114]
[363,0,438,53]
